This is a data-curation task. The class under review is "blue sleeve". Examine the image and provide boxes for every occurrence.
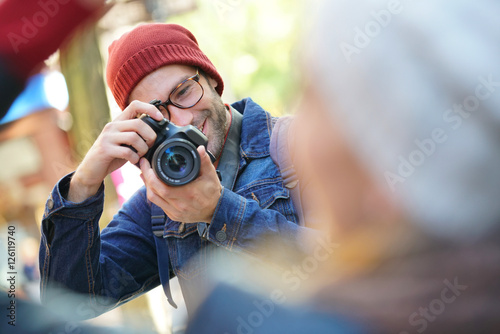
[206,187,317,257]
[39,173,160,318]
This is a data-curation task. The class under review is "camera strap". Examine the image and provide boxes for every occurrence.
[150,107,243,308]
[197,106,243,239]
[150,204,177,309]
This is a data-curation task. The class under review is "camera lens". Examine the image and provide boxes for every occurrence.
[152,139,201,186]
[161,146,193,178]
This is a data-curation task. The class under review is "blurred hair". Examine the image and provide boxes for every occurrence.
[304,0,500,241]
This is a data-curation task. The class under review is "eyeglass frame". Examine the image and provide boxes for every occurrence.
[149,69,204,119]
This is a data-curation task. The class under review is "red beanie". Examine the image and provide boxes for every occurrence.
[106,23,224,110]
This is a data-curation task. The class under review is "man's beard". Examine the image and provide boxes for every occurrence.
[204,94,228,159]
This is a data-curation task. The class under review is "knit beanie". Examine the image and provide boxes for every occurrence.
[106,23,224,110]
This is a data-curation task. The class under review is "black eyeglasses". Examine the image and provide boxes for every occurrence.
[150,69,204,119]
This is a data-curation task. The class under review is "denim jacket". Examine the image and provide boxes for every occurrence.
[39,98,306,316]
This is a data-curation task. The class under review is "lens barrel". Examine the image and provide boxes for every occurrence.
[151,139,201,186]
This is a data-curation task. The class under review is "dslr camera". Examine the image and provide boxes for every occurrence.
[139,99,210,186]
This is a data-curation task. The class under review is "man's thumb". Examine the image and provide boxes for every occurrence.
[197,146,213,174]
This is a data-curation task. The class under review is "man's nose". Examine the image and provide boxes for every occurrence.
[168,105,194,126]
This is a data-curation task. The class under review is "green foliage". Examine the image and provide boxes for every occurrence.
[167,0,304,116]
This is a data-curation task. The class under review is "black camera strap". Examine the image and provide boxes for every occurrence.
[150,205,177,308]
[217,106,243,189]
[197,106,243,239]
[150,106,243,308]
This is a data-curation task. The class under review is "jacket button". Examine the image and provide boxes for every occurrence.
[47,198,54,210]
[216,230,227,242]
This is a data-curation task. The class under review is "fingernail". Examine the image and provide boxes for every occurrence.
[156,111,163,119]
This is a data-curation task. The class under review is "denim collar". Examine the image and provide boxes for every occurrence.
[231,97,274,160]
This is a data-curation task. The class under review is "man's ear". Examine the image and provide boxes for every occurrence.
[207,75,218,90]
[201,72,218,90]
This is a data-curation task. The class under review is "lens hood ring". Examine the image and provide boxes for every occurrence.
[151,138,201,186]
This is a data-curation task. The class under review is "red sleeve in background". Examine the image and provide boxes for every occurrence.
[0,0,104,82]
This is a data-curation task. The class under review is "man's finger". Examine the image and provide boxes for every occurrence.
[140,157,153,175]
[117,100,164,121]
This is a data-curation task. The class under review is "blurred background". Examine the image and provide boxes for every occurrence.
[0,0,311,333]
[3,0,500,333]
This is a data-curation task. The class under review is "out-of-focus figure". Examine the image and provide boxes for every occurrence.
[186,0,500,333]
[0,0,105,118]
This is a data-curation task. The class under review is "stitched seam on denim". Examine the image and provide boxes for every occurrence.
[113,274,160,307]
[207,187,240,248]
[235,182,290,208]
[228,195,246,250]
[210,187,225,226]
[240,149,248,160]
[283,198,298,224]
[51,211,101,220]
[40,234,50,300]
[234,177,285,193]
[276,198,297,224]
[260,193,289,209]
[204,189,224,248]
[241,151,270,158]
[236,177,283,188]
[164,225,198,238]
[85,220,96,302]
[265,110,272,141]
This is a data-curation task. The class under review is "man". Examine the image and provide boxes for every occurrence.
[39,23,306,316]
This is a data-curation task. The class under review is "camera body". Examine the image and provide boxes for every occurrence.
[140,112,208,186]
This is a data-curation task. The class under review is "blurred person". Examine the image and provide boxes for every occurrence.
[0,289,147,334]
[0,0,105,118]
[20,237,41,301]
[39,23,313,320]
[0,1,112,331]
[185,0,500,333]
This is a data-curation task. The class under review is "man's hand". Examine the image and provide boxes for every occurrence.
[68,101,164,203]
[140,146,222,224]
